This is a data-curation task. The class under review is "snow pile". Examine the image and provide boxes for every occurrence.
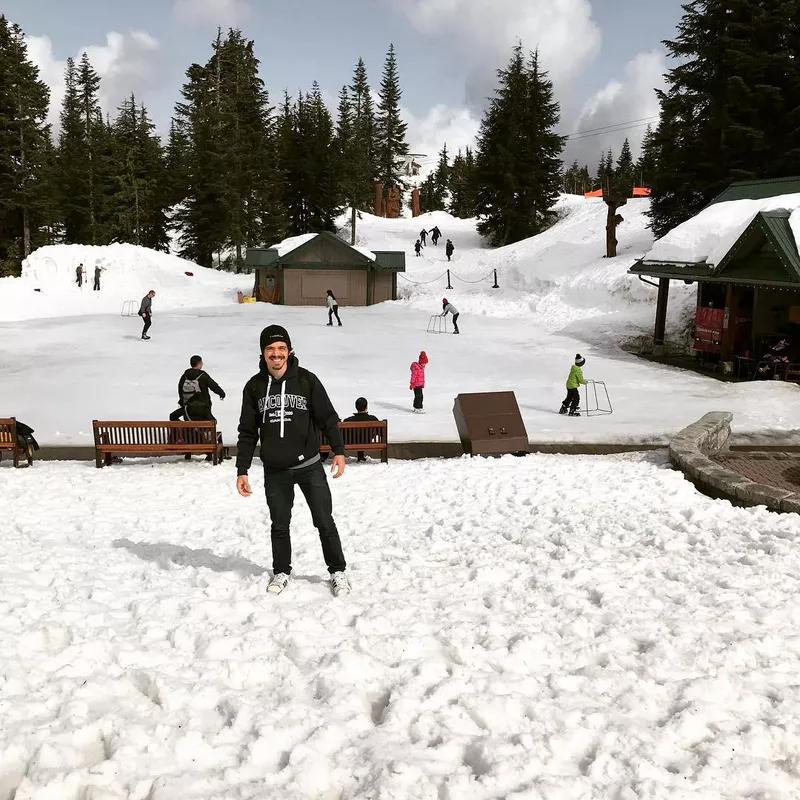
[0,243,249,322]
[346,197,695,336]
[4,454,800,798]
[643,193,800,266]
[270,233,317,258]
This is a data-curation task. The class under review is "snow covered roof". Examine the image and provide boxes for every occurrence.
[267,232,376,262]
[642,193,800,267]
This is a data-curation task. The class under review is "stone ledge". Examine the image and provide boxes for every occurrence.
[669,412,800,513]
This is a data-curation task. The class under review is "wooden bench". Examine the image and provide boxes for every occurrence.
[319,420,389,463]
[0,418,32,468]
[93,420,224,468]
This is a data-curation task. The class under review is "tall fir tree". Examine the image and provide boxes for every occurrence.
[613,138,634,196]
[375,44,408,188]
[420,143,449,212]
[474,45,565,246]
[0,16,53,275]
[109,96,169,250]
[596,152,607,191]
[175,29,283,269]
[349,57,378,209]
[636,124,657,187]
[648,0,800,237]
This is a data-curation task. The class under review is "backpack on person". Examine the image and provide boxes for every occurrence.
[181,372,205,405]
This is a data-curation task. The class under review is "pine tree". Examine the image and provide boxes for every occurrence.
[0,16,53,275]
[109,96,169,250]
[164,118,190,209]
[349,57,378,209]
[613,138,634,196]
[375,44,408,188]
[58,57,90,243]
[474,45,565,246]
[596,152,607,191]
[175,29,283,269]
[76,52,107,243]
[648,0,800,237]
[304,81,339,232]
[421,144,449,212]
[636,124,657,187]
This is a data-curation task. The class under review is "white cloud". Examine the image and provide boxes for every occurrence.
[173,0,251,28]
[564,50,667,168]
[403,103,480,159]
[26,31,162,133]
[388,0,602,107]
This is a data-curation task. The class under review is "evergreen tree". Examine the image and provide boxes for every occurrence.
[303,81,339,232]
[449,147,478,218]
[421,143,449,212]
[375,44,408,188]
[109,96,169,250]
[164,118,190,209]
[58,57,90,243]
[648,0,800,237]
[613,138,634,196]
[76,52,108,243]
[349,57,378,208]
[636,124,657,187]
[0,16,53,275]
[175,29,283,269]
[474,45,565,246]
[596,152,607,191]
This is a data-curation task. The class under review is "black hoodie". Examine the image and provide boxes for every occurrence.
[236,355,344,474]
[177,368,225,410]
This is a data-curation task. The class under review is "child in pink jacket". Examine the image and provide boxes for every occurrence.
[410,351,428,414]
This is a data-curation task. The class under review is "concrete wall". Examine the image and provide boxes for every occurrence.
[669,412,800,512]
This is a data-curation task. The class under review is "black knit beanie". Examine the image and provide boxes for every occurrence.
[260,324,292,353]
[575,353,585,366]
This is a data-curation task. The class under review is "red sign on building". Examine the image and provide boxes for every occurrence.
[694,306,724,352]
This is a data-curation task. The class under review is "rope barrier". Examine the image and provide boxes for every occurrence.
[397,272,448,286]
[451,270,497,284]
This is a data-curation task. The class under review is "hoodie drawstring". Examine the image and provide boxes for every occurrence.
[262,375,287,438]
[280,382,286,439]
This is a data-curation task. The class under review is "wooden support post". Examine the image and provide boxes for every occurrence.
[604,194,628,258]
[653,278,670,356]
[721,283,736,362]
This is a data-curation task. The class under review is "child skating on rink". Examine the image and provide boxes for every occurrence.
[560,354,587,416]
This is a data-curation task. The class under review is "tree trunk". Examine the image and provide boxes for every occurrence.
[604,195,628,257]
[351,204,356,245]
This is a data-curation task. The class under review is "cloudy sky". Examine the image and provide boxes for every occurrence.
[4,0,684,170]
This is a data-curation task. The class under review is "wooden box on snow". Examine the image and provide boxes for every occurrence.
[452,391,529,456]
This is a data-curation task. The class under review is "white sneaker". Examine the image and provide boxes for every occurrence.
[331,572,351,596]
[413,408,426,414]
[267,573,290,594]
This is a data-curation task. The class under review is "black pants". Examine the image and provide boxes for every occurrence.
[169,405,215,422]
[328,305,341,325]
[563,387,580,411]
[141,314,151,337]
[77,277,82,287]
[413,387,424,409]
[264,461,346,575]
[93,278,100,290]
[451,312,460,333]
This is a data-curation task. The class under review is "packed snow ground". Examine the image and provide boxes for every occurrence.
[2,197,800,445]
[4,454,800,799]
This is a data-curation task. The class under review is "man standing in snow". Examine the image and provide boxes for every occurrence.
[441,298,460,334]
[445,239,454,262]
[138,290,155,340]
[419,228,427,246]
[76,264,84,288]
[429,226,442,245]
[93,265,104,291]
[414,239,422,257]
[235,325,351,597]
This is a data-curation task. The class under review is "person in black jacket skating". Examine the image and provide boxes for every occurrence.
[236,324,351,596]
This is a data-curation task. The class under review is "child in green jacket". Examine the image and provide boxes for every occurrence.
[560,354,587,416]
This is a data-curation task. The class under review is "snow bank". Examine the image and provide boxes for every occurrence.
[0,243,249,322]
[270,233,317,257]
[643,193,800,265]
